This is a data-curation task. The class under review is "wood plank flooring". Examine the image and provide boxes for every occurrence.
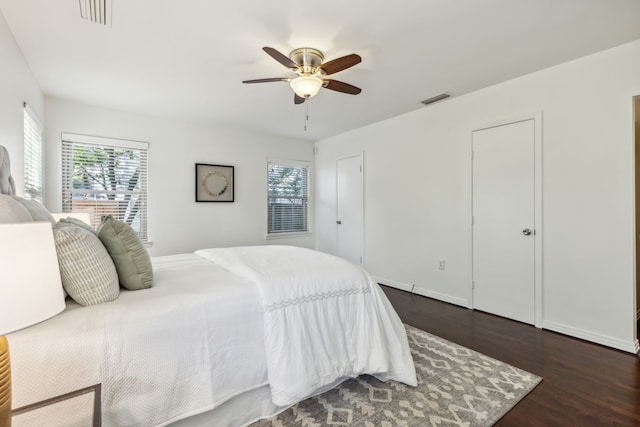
[381,286,640,426]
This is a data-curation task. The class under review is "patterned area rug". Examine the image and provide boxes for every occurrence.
[251,325,541,426]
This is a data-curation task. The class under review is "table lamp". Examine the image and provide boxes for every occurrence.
[0,222,66,427]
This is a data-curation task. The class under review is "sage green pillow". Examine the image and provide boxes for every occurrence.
[97,215,153,290]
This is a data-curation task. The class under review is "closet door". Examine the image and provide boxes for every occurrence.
[472,119,536,324]
[336,154,363,265]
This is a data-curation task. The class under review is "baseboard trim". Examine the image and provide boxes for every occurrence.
[373,276,468,308]
[374,276,638,354]
[542,320,638,354]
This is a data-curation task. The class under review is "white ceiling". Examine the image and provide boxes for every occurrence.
[2,0,640,141]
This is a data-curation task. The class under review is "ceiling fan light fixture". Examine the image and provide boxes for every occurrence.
[290,75,323,98]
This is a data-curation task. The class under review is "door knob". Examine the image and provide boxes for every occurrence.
[336,220,342,225]
[522,228,532,236]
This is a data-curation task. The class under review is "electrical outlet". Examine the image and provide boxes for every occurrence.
[438,259,445,270]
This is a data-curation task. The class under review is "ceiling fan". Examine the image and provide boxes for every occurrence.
[243,47,362,104]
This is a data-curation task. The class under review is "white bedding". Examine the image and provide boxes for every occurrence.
[9,246,416,426]
[195,246,417,406]
[10,254,268,427]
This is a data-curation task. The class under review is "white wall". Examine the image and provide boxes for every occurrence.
[315,39,640,352]
[44,98,314,256]
[0,10,44,196]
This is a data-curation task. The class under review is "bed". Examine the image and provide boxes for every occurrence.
[1,198,416,426]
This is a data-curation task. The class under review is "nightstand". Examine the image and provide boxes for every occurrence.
[12,384,101,427]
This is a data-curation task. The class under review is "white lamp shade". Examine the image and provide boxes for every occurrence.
[0,222,65,335]
[290,75,323,98]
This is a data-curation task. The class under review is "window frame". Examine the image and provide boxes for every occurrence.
[266,159,311,238]
[23,103,43,202]
[61,133,149,242]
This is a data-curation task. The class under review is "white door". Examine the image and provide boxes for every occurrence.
[472,119,535,324]
[336,155,363,265]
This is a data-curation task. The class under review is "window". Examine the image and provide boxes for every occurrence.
[61,133,148,241]
[23,103,43,201]
[267,161,309,234]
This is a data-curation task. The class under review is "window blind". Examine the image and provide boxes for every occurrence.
[61,133,148,241]
[23,104,43,201]
[267,161,309,234]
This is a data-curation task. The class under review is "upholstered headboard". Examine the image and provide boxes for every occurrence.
[0,145,16,196]
[0,145,60,224]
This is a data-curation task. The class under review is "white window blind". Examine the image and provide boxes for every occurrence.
[61,133,148,241]
[267,161,309,234]
[23,104,43,201]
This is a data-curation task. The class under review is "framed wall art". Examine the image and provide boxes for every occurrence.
[195,163,234,202]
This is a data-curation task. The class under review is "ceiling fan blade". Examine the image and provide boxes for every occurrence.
[323,79,362,95]
[320,54,361,75]
[242,78,289,84]
[294,94,306,104]
[263,47,299,70]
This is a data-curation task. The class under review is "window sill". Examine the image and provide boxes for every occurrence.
[265,232,312,240]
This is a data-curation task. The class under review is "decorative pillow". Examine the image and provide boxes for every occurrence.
[10,196,55,224]
[96,215,153,290]
[58,216,95,234]
[53,222,119,306]
[0,195,33,223]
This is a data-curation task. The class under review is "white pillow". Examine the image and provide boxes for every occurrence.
[10,196,55,224]
[0,195,32,223]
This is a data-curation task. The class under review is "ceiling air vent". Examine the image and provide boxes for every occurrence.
[79,0,112,27]
[420,93,450,106]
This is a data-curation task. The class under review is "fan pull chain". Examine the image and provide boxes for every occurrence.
[304,98,309,131]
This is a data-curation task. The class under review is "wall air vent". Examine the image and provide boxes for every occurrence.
[420,93,450,106]
[79,0,112,27]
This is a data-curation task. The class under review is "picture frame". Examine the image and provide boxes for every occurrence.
[195,163,234,202]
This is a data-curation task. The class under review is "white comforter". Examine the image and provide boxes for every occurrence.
[9,246,416,426]
[195,245,417,406]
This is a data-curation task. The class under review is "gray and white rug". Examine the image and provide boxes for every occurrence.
[252,325,541,426]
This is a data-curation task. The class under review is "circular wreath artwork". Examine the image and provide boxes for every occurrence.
[201,170,228,197]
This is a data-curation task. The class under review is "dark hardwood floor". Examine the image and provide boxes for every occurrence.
[381,285,640,426]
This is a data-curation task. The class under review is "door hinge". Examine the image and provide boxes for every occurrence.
[359,165,362,173]
[472,216,475,225]
[472,280,475,289]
